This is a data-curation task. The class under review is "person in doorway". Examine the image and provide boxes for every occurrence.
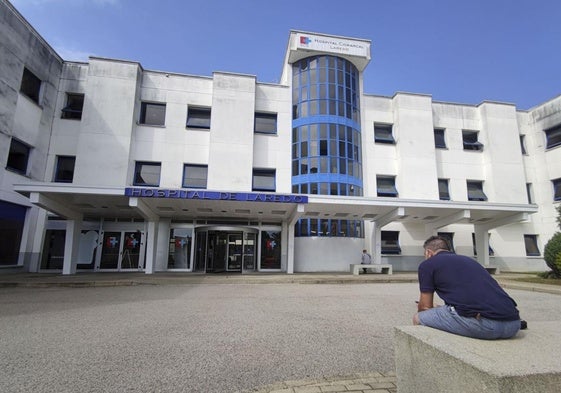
[413,235,524,340]
[361,249,372,274]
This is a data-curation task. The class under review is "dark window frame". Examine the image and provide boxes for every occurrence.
[133,161,161,187]
[520,135,527,155]
[377,175,398,197]
[381,231,401,254]
[524,234,540,256]
[254,112,278,134]
[186,106,211,129]
[462,130,484,151]
[467,180,488,201]
[526,183,534,204]
[437,232,455,253]
[20,67,41,104]
[61,93,84,120]
[53,156,76,183]
[252,169,276,192]
[182,164,208,189]
[6,138,31,175]
[374,123,395,144]
[438,178,450,200]
[545,124,561,150]
[553,178,561,202]
[139,102,166,126]
[434,128,446,148]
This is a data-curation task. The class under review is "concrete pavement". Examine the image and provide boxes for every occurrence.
[0,271,559,393]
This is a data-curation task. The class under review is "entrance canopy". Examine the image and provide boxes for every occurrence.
[15,183,537,228]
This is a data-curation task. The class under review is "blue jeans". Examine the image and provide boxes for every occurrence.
[417,305,520,340]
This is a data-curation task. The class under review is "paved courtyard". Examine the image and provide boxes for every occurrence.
[0,281,559,392]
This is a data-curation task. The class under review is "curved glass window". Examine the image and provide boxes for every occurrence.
[292,55,363,238]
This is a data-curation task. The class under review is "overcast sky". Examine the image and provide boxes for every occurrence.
[10,0,561,109]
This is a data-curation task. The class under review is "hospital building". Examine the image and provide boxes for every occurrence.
[1,0,560,275]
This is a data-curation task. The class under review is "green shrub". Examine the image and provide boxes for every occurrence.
[544,232,561,278]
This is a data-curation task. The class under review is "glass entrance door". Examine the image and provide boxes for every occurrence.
[227,233,242,271]
[100,231,143,270]
[194,226,258,273]
[100,231,121,269]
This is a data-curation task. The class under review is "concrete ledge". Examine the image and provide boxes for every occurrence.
[394,321,561,393]
[350,264,392,275]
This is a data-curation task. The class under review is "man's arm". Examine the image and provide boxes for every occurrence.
[417,292,434,312]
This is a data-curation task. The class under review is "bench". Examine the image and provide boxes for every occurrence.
[485,266,500,275]
[350,264,392,275]
[394,321,561,393]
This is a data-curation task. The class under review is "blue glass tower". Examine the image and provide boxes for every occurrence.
[291,55,363,237]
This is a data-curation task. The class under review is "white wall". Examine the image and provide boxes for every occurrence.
[294,237,363,272]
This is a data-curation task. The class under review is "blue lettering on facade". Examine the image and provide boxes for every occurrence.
[124,188,308,203]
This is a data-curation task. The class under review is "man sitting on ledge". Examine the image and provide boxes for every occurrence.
[413,235,523,340]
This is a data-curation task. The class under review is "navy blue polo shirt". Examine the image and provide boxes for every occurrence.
[418,251,520,321]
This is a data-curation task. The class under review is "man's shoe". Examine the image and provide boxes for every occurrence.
[520,320,528,330]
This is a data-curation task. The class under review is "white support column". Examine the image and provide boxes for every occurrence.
[281,220,288,272]
[473,226,490,267]
[472,213,528,269]
[287,204,305,274]
[144,220,159,274]
[373,222,382,265]
[28,209,48,272]
[62,218,82,275]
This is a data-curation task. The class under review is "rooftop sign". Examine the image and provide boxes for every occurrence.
[295,33,369,58]
[125,188,308,203]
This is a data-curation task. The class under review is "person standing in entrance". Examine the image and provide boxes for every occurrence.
[361,249,372,274]
[413,235,522,340]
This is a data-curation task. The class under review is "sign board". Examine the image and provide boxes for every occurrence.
[295,33,369,58]
[125,188,308,204]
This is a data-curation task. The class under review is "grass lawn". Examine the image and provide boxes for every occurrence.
[512,276,561,286]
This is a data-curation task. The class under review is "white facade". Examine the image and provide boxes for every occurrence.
[1,0,559,275]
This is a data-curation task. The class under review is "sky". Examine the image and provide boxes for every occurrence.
[9,0,561,110]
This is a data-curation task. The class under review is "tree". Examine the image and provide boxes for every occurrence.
[543,204,561,278]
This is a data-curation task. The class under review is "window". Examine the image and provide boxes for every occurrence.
[254,112,277,134]
[526,183,534,204]
[377,176,398,197]
[434,128,446,148]
[6,139,31,175]
[524,234,540,256]
[182,164,208,189]
[133,162,161,186]
[520,135,527,155]
[61,93,84,120]
[20,67,41,104]
[374,123,395,144]
[553,178,561,201]
[252,169,276,192]
[186,107,211,129]
[467,180,487,201]
[438,232,455,252]
[545,124,561,150]
[53,156,76,183]
[472,233,494,256]
[381,231,401,254]
[140,102,166,126]
[462,130,483,151]
[438,179,450,200]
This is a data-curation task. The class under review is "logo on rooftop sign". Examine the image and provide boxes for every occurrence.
[300,36,311,45]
